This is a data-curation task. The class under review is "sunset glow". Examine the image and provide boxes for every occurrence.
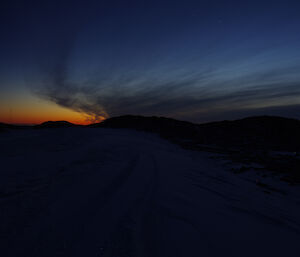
[1,1,300,124]
[0,91,104,125]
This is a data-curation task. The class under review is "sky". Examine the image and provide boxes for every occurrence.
[1,0,300,124]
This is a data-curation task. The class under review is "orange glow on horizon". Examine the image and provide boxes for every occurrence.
[0,113,106,125]
[0,94,106,125]
[0,117,97,125]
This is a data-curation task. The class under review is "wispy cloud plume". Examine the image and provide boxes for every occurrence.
[32,34,300,123]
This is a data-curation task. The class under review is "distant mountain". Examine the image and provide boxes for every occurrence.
[0,122,29,131]
[3,115,300,151]
[91,115,199,138]
[35,121,79,128]
[0,122,17,129]
[198,116,300,151]
[94,115,300,151]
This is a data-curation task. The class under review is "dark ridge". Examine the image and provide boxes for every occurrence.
[0,122,30,131]
[0,123,18,129]
[197,115,300,152]
[91,115,199,139]
[94,115,300,152]
[35,120,79,128]
[93,115,300,184]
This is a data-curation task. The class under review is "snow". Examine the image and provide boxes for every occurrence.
[1,128,300,257]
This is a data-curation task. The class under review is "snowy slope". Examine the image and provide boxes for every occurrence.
[0,128,300,257]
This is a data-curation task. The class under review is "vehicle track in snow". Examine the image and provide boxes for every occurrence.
[1,128,300,257]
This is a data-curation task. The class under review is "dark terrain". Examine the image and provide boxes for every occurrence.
[2,115,300,183]
[95,115,300,151]
[94,115,300,184]
[1,115,300,257]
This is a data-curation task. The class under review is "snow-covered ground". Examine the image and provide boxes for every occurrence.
[1,128,300,257]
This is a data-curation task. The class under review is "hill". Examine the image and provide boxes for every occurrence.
[93,115,300,152]
[35,121,79,128]
[93,115,300,183]
[92,115,198,138]
[0,122,30,131]
[198,116,300,151]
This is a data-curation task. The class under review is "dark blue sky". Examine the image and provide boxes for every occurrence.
[1,0,300,123]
